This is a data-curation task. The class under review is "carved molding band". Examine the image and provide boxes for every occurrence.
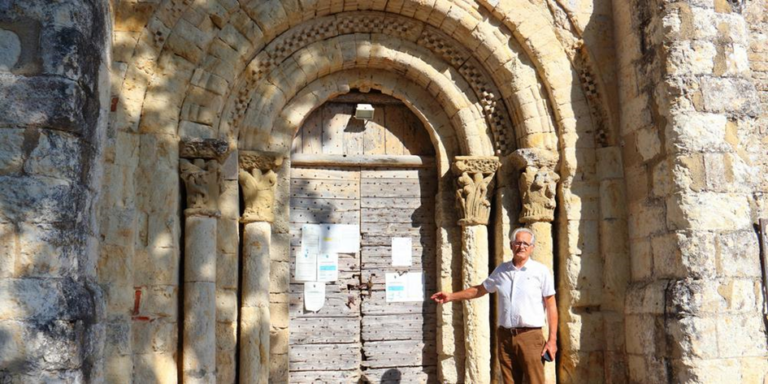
[180,158,221,217]
[239,151,284,224]
[509,149,560,223]
[452,156,501,226]
[180,138,230,160]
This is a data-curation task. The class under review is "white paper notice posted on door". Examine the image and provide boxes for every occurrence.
[304,282,325,312]
[391,237,412,266]
[385,272,425,302]
[295,247,317,282]
[316,253,338,282]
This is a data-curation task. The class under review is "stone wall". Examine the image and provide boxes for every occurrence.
[747,1,768,219]
[0,0,111,382]
[613,0,768,381]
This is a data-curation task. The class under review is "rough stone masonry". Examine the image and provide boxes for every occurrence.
[0,0,766,383]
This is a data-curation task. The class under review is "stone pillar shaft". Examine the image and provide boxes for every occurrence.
[239,222,271,384]
[461,225,491,384]
[179,141,228,384]
[183,216,217,384]
[237,151,282,384]
[452,156,500,383]
[509,148,559,384]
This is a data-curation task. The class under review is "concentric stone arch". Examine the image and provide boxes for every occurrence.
[108,0,628,382]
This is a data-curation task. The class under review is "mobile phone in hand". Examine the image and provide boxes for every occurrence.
[542,350,553,362]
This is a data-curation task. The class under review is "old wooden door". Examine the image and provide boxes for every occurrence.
[288,95,438,383]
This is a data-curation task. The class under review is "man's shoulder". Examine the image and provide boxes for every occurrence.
[525,259,551,274]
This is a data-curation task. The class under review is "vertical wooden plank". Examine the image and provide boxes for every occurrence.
[384,105,404,155]
[363,105,387,155]
[301,107,323,154]
[322,105,345,155]
[341,104,365,156]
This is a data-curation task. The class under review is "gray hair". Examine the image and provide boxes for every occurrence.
[510,227,535,245]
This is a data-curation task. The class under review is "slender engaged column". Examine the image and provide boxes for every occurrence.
[179,139,228,384]
[452,156,501,384]
[510,149,559,384]
[238,152,283,384]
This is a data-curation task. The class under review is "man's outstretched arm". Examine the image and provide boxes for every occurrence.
[430,284,488,304]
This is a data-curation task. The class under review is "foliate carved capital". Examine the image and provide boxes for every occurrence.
[239,151,284,224]
[180,138,230,161]
[452,156,501,226]
[180,159,221,217]
[239,151,284,173]
[509,149,560,223]
[451,156,502,175]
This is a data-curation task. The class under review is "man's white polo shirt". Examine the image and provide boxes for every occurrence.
[482,259,555,328]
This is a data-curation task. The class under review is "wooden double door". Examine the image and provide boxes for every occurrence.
[288,165,438,383]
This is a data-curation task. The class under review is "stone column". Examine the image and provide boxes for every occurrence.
[238,151,284,384]
[179,139,229,384]
[452,156,501,384]
[509,148,559,384]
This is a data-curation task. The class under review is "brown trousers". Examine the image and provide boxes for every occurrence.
[497,327,546,384]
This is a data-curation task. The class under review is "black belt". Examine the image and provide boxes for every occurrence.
[499,326,541,336]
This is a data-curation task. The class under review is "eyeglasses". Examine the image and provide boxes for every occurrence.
[512,241,533,248]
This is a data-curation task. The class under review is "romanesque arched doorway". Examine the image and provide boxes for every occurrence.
[287,91,438,382]
[104,1,625,383]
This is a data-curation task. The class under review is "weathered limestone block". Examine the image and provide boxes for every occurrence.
[134,352,178,384]
[0,129,25,175]
[133,246,178,287]
[460,225,491,384]
[242,222,272,308]
[182,282,216,383]
[270,353,289,384]
[217,252,239,290]
[216,289,238,323]
[132,320,177,354]
[184,217,217,282]
[0,76,88,133]
[666,192,752,231]
[217,345,237,384]
[133,285,178,321]
[240,306,271,384]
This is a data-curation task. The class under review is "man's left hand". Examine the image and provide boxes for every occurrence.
[542,339,557,359]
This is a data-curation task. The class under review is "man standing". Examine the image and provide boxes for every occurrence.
[430,228,557,384]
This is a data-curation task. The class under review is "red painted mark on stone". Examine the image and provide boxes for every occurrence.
[111,97,119,112]
[133,289,142,316]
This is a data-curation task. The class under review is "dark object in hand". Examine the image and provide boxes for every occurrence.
[542,350,553,362]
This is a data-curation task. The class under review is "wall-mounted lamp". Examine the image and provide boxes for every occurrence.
[354,104,374,120]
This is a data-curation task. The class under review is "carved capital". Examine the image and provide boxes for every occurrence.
[180,158,221,217]
[239,151,284,224]
[509,149,560,223]
[451,156,501,226]
[180,138,230,160]
[508,148,558,171]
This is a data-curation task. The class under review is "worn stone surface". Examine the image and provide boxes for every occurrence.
[1,0,766,383]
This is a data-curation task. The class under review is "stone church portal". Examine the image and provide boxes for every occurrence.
[0,0,767,383]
